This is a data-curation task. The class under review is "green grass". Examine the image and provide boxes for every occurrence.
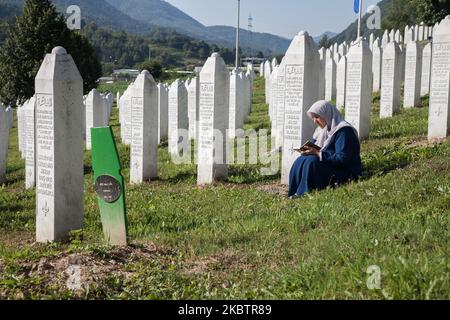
[0,77,449,300]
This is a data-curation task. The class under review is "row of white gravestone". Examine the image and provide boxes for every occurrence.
[125,53,254,184]
[15,89,113,190]
[0,103,13,184]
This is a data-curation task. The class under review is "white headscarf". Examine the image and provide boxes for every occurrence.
[307,100,358,150]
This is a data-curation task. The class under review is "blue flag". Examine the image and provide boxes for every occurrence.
[354,0,360,14]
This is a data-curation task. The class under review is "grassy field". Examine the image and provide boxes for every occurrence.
[0,77,449,299]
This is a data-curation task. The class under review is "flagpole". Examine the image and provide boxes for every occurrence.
[236,0,240,69]
[357,0,363,38]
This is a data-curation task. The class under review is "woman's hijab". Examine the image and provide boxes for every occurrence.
[307,100,359,150]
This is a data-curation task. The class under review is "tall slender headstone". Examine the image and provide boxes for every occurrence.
[187,76,199,140]
[25,96,36,189]
[5,106,13,130]
[325,49,337,101]
[35,47,83,243]
[405,26,414,44]
[428,16,450,140]
[120,86,132,145]
[85,89,105,150]
[421,43,432,96]
[229,68,244,139]
[0,105,10,184]
[281,31,319,185]
[157,83,168,143]
[372,39,383,92]
[197,53,229,185]
[395,30,401,43]
[404,41,423,108]
[264,60,272,104]
[130,70,158,184]
[269,66,279,140]
[382,30,389,48]
[336,56,347,109]
[345,39,372,139]
[418,22,425,41]
[275,60,286,149]
[318,47,326,100]
[380,42,402,118]
[17,104,26,159]
[168,80,188,156]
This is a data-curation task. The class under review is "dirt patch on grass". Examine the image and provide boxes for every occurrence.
[404,137,447,149]
[182,250,255,276]
[0,242,175,298]
[0,231,35,247]
[255,183,288,196]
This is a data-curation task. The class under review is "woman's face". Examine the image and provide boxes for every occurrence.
[311,113,327,129]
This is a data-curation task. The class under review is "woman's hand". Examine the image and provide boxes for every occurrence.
[301,146,320,157]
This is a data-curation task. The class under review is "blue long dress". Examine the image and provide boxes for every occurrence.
[288,126,362,197]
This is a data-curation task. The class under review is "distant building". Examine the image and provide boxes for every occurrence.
[113,69,140,82]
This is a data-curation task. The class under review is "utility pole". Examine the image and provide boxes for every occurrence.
[357,0,363,39]
[235,0,240,69]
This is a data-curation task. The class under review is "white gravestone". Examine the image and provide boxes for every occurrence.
[418,22,425,41]
[130,70,158,184]
[35,47,83,243]
[318,47,326,100]
[406,27,415,44]
[157,83,169,143]
[428,16,450,140]
[168,80,188,156]
[229,69,244,139]
[404,41,423,108]
[380,42,402,118]
[187,77,199,140]
[336,56,347,109]
[17,104,26,159]
[275,60,286,149]
[5,106,13,130]
[120,86,133,145]
[372,39,383,92]
[239,72,251,125]
[197,53,229,185]
[85,89,105,150]
[264,60,272,104]
[325,49,337,101]
[281,31,319,185]
[244,71,253,118]
[382,30,389,48]
[25,96,36,189]
[345,38,373,139]
[269,66,279,140]
[0,105,10,184]
[421,42,432,96]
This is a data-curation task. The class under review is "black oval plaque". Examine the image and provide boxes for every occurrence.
[95,175,121,203]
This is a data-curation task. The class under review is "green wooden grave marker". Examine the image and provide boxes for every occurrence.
[91,126,128,246]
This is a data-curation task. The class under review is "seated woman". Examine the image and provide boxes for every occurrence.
[288,100,362,199]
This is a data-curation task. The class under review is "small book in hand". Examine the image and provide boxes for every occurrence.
[293,140,322,153]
